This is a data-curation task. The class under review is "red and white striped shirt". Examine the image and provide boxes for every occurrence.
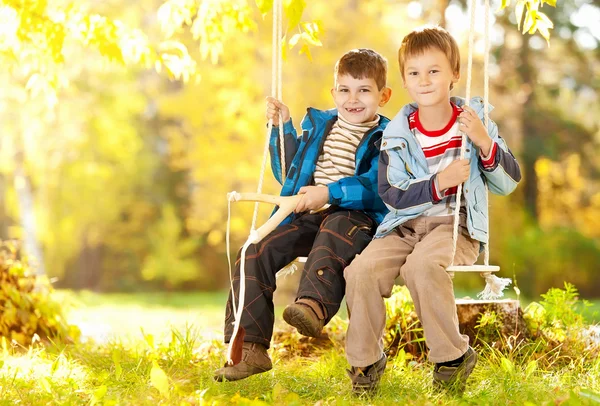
[410,103,497,217]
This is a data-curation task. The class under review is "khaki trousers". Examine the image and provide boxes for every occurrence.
[344,215,479,367]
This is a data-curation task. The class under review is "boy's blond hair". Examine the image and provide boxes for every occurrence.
[334,48,388,91]
[398,26,460,89]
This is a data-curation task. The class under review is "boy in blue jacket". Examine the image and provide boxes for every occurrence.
[215,48,392,381]
[343,26,521,394]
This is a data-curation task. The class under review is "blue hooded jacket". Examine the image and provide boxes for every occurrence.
[376,97,521,243]
[269,107,390,225]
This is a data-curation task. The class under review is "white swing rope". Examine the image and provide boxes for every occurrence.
[448,0,511,300]
[226,0,285,365]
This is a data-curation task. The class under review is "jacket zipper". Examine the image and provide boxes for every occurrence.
[354,125,380,171]
[290,110,335,194]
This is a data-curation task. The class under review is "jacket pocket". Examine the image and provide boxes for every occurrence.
[468,185,488,234]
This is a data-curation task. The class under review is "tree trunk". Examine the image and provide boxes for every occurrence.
[457,299,529,346]
[517,40,539,220]
[14,148,46,276]
[0,174,8,239]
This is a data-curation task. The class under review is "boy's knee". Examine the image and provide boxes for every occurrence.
[321,211,350,231]
[344,254,371,286]
[236,241,266,259]
[403,256,451,285]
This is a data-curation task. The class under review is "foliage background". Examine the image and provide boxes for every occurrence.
[0,0,598,297]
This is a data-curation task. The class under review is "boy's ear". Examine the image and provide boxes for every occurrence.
[452,71,460,85]
[379,87,392,107]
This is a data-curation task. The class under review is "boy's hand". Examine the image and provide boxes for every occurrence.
[266,97,290,126]
[294,186,329,213]
[459,106,493,156]
[438,159,470,191]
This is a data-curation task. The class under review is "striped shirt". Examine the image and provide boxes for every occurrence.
[410,103,497,217]
[313,114,379,187]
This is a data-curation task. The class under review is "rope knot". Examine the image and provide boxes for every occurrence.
[478,273,512,300]
[227,191,240,202]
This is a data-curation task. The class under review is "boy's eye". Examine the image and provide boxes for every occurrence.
[430,70,439,74]
[339,88,349,92]
[359,89,370,92]
[408,72,418,76]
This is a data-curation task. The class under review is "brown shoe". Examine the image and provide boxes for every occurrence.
[282,298,325,338]
[347,353,387,395]
[214,342,272,382]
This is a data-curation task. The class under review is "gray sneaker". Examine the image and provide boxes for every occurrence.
[347,353,387,395]
[433,347,478,394]
[214,342,272,382]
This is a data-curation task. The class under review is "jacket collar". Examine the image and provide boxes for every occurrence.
[304,107,390,133]
[384,96,494,142]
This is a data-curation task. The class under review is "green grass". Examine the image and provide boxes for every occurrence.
[1,290,599,405]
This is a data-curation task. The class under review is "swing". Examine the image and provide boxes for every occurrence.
[224,0,513,367]
[223,0,295,366]
[445,0,512,301]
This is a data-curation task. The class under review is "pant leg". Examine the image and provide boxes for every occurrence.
[224,211,328,348]
[344,228,419,368]
[295,210,375,323]
[400,217,480,363]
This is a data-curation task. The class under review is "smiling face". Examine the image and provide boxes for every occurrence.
[331,74,391,124]
[402,47,459,109]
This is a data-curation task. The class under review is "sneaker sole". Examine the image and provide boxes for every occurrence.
[349,354,388,395]
[282,305,321,338]
[214,364,272,382]
[433,349,478,394]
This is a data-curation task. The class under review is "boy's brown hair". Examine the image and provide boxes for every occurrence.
[398,26,460,89]
[334,48,388,90]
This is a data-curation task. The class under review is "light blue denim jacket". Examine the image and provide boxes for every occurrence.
[375,96,521,244]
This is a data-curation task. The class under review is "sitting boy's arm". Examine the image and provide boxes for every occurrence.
[477,120,521,195]
[326,152,387,212]
[269,119,301,185]
[378,148,440,214]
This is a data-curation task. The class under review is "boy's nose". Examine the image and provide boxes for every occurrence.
[420,75,431,85]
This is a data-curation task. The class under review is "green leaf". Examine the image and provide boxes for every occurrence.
[536,17,552,44]
[150,361,170,398]
[111,348,121,364]
[256,0,274,15]
[301,31,322,46]
[272,383,284,400]
[579,389,600,403]
[536,11,554,28]
[284,0,306,29]
[115,363,123,379]
[93,385,108,401]
[500,357,515,375]
[40,377,52,394]
[143,331,155,348]
[289,33,301,47]
[299,43,312,61]
[281,35,288,61]
[515,1,526,30]
[525,360,537,378]
[529,0,540,12]
[522,11,535,34]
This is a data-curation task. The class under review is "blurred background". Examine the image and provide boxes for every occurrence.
[0,0,598,300]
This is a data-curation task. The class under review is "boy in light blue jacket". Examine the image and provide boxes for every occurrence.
[343,26,521,395]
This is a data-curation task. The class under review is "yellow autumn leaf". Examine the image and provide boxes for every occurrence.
[150,361,170,398]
